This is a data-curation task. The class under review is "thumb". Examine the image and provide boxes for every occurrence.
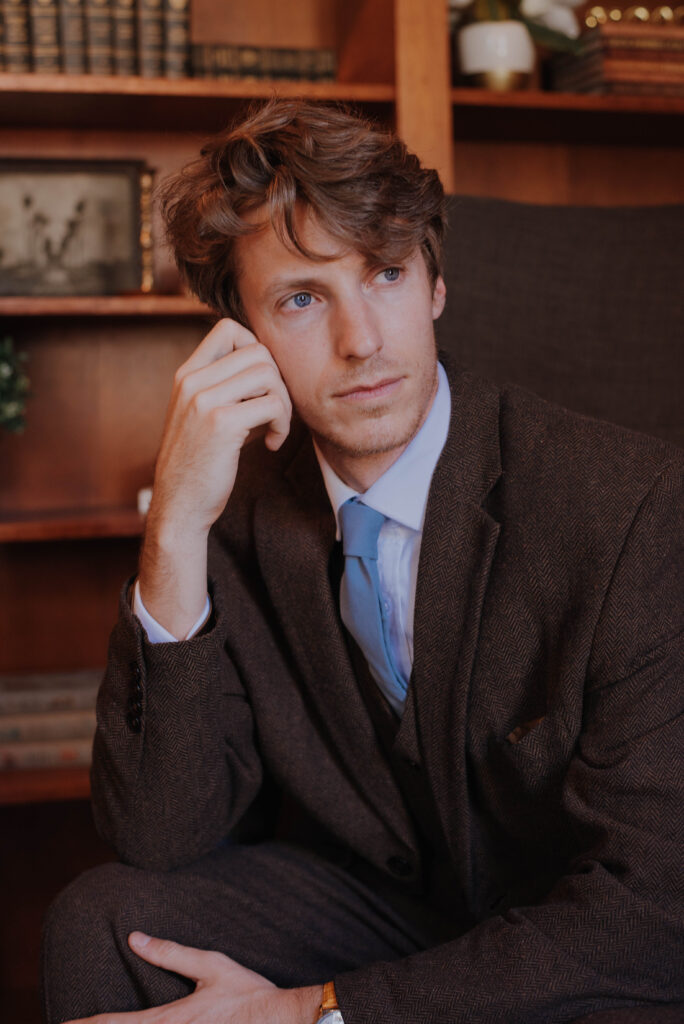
[128,933,217,982]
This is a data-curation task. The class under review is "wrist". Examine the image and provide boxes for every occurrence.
[288,983,323,1023]
[138,519,209,641]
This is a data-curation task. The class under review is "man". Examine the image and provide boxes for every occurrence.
[43,99,683,1024]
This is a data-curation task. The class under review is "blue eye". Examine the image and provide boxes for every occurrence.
[382,267,401,281]
[293,292,312,308]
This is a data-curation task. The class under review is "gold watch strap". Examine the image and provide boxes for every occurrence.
[319,980,339,1013]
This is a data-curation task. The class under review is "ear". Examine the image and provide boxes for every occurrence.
[431,276,446,320]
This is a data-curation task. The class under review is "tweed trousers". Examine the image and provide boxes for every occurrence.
[41,839,443,1024]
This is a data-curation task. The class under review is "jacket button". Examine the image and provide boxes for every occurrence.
[406,758,420,771]
[130,662,142,683]
[126,712,142,733]
[386,855,413,878]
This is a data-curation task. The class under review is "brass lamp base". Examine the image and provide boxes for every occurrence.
[468,70,532,91]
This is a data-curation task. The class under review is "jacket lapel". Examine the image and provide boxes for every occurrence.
[253,435,418,851]
[411,367,502,906]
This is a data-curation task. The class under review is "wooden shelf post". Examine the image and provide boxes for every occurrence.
[393,0,455,191]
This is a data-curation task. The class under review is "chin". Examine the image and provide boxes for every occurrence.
[320,418,418,461]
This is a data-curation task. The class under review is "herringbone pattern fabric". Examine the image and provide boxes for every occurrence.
[78,362,683,1022]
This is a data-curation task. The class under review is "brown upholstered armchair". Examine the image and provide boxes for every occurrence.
[436,196,683,451]
[436,197,684,1024]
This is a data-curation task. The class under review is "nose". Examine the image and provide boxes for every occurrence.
[333,297,383,361]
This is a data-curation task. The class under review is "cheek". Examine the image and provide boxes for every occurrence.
[268,345,323,411]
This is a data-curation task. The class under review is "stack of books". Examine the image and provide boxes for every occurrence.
[191,43,336,81]
[0,0,338,81]
[0,669,100,771]
[550,23,684,97]
[0,0,191,77]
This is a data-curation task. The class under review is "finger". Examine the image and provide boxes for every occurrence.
[216,393,292,449]
[128,932,218,984]
[177,344,287,409]
[181,318,258,375]
[62,1013,146,1023]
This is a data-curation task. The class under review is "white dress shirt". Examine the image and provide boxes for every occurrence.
[135,362,451,655]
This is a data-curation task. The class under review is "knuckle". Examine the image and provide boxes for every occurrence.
[173,364,189,389]
[189,389,209,416]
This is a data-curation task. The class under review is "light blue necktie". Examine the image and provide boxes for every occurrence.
[339,498,407,715]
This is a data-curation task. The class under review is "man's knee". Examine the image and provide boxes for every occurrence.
[42,861,189,1023]
[43,862,140,963]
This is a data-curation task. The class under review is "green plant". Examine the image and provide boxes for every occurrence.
[0,336,30,434]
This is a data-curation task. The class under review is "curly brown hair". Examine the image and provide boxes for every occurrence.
[160,98,447,322]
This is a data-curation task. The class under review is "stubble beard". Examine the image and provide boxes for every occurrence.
[309,357,439,462]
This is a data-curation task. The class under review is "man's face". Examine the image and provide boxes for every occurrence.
[235,208,446,489]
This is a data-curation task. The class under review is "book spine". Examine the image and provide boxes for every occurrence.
[85,0,113,73]
[604,80,684,97]
[29,0,60,71]
[0,737,92,769]
[138,0,163,77]
[3,0,32,70]
[601,57,684,79]
[189,44,337,82]
[58,0,86,73]
[590,22,684,44]
[0,709,96,743]
[163,0,189,79]
[112,0,135,74]
[0,686,99,715]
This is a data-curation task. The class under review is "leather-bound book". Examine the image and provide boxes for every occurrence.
[85,0,114,74]
[29,0,60,72]
[2,0,31,70]
[163,0,189,78]
[58,0,87,73]
[138,0,163,77]
[112,0,136,74]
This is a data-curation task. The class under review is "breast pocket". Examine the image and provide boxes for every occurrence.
[488,713,573,802]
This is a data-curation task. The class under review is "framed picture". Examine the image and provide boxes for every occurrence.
[0,159,154,297]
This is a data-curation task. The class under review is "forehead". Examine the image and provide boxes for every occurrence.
[234,209,363,310]
[236,205,346,274]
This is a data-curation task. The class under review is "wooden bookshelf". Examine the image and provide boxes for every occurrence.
[0,507,145,543]
[0,766,91,806]
[451,86,684,114]
[0,71,396,132]
[450,86,684,146]
[0,294,212,318]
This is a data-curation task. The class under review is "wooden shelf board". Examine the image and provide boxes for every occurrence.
[0,507,145,542]
[0,72,395,130]
[0,766,91,805]
[450,87,684,145]
[451,87,684,115]
[0,71,395,101]
[0,294,213,317]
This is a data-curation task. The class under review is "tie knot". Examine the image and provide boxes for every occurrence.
[339,499,384,559]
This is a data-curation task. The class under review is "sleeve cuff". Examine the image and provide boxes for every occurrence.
[132,579,212,643]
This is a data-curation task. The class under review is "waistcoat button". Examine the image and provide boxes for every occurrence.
[387,855,413,878]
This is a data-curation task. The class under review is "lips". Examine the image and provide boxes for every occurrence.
[335,377,403,399]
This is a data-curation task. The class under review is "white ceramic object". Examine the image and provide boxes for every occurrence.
[458,20,535,76]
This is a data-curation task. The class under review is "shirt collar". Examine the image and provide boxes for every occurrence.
[314,362,451,538]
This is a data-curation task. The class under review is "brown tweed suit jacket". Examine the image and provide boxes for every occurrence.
[92,363,684,1023]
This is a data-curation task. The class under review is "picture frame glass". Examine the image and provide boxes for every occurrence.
[0,159,148,297]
